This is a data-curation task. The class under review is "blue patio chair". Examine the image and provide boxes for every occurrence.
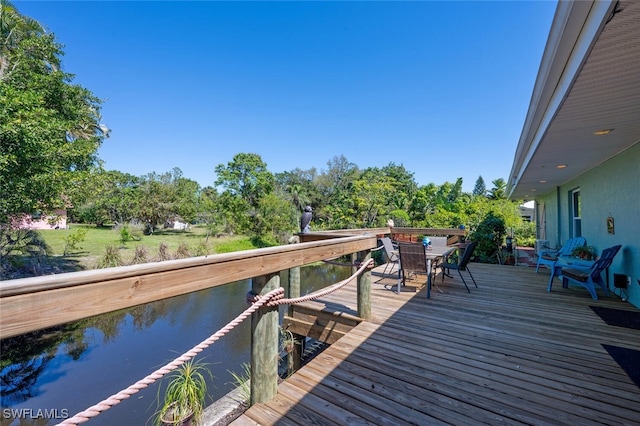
[536,237,586,272]
[551,245,622,300]
[440,241,477,293]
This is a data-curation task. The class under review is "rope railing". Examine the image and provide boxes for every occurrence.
[58,257,374,426]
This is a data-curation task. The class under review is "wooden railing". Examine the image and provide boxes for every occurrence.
[0,234,377,339]
[390,227,466,245]
[0,226,462,411]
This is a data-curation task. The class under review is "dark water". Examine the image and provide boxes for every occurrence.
[0,263,351,426]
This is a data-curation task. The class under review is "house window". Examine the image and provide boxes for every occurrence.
[570,188,581,237]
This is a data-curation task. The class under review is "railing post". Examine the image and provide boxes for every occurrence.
[351,252,358,276]
[250,273,279,405]
[357,250,371,319]
[287,266,304,373]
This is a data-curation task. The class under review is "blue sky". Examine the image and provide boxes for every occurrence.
[17,1,556,192]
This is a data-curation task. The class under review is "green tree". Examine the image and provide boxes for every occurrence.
[136,171,175,233]
[315,155,359,228]
[197,186,228,237]
[172,173,200,224]
[215,153,274,235]
[380,162,417,211]
[73,170,140,226]
[0,3,108,224]
[470,212,506,263]
[473,176,487,196]
[488,178,507,200]
[1,0,48,79]
[274,168,316,212]
[254,191,298,245]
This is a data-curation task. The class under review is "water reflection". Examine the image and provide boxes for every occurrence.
[0,262,350,425]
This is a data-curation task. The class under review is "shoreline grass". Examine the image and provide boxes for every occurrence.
[10,224,257,276]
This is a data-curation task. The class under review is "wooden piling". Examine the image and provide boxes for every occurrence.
[357,250,371,319]
[250,273,279,404]
[287,266,303,372]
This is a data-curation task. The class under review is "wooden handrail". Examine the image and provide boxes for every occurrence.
[391,227,466,236]
[0,234,377,339]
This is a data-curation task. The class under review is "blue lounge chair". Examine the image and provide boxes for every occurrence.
[551,245,622,300]
[536,237,586,272]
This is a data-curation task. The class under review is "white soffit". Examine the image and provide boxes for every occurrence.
[508,0,640,200]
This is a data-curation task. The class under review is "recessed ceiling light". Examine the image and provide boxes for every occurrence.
[594,128,614,135]
[557,164,567,169]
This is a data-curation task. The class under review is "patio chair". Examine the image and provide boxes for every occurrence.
[552,245,622,300]
[440,241,477,293]
[379,237,399,277]
[437,247,457,280]
[536,237,586,272]
[397,242,431,288]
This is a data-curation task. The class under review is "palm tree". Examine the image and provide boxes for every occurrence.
[488,178,507,200]
[0,0,47,79]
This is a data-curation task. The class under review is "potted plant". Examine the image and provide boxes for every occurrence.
[571,245,597,260]
[155,360,211,426]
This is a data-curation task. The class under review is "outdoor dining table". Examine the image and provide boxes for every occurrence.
[396,245,450,298]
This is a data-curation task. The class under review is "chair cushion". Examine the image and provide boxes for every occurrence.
[562,267,589,282]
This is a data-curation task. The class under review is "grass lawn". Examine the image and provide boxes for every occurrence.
[35,224,257,272]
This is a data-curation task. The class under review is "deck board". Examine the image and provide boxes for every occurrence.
[234,263,640,425]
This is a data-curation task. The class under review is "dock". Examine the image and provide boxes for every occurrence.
[233,262,640,425]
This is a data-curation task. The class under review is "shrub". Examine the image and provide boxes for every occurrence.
[512,221,536,247]
[193,240,210,256]
[388,209,410,227]
[174,243,191,259]
[63,228,87,255]
[0,229,51,277]
[114,221,143,244]
[131,245,149,265]
[97,245,123,268]
[470,213,506,263]
[157,242,171,261]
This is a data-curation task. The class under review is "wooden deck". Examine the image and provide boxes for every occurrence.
[233,263,640,425]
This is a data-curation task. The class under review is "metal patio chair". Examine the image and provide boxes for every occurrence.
[440,241,478,293]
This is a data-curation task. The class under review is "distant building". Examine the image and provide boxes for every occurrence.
[518,202,534,222]
[16,209,67,230]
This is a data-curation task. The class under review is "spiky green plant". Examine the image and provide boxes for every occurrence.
[157,242,171,261]
[173,243,191,259]
[97,244,123,268]
[228,362,251,405]
[156,360,211,426]
[130,245,149,265]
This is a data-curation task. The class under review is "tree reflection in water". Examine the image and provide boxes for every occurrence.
[0,263,350,424]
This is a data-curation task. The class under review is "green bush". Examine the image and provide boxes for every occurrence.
[131,245,149,265]
[115,221,143,245]
[0,229,51,276]
[174,243,191,259]
[63,228,87,255]
[97,245,123,268]
[157,242,171,261]
[388,209,410,227]
[470,213,506,263]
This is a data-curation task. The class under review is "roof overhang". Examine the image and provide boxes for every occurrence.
[508,0,640,200]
